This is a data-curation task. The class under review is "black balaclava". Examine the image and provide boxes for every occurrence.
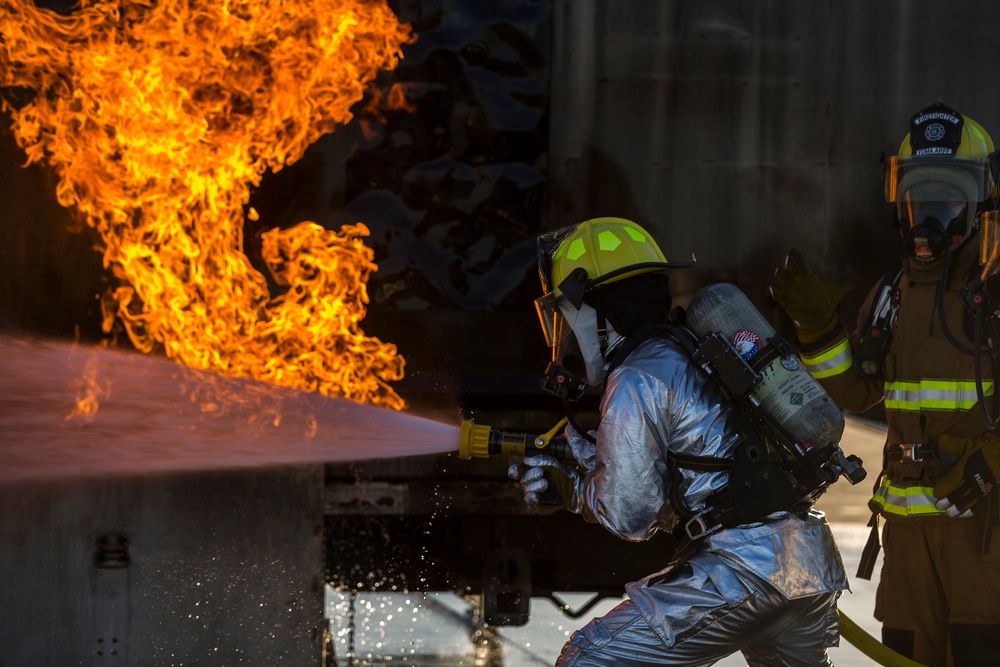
[584,272,672,340]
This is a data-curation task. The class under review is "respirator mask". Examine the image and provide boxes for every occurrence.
[898,182,970,261]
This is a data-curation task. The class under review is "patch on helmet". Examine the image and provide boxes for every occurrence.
[730,330,762,362]
[924,123,946,142]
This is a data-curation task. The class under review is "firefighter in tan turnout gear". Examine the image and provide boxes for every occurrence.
[772,101,1000,666]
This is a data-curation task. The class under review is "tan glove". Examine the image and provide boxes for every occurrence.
[933,432,1000,517]
[770,248,858,344]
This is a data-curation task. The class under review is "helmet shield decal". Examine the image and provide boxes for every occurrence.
[909,101,964,156]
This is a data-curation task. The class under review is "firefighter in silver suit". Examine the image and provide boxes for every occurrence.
[513,217,848,666]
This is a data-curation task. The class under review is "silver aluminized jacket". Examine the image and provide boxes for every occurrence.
[579,334,849,651]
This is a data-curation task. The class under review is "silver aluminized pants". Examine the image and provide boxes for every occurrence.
[556,576,840,666]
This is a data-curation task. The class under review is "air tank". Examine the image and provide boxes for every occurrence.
[685,283,845,449]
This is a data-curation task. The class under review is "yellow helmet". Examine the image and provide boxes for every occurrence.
[884,101,998,260]
[535,217,693,348]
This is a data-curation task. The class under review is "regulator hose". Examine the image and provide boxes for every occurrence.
[838,610,926,667]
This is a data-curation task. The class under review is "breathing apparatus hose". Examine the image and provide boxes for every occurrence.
[938,245,975,356]
[837,610,927,667]
[935,244,1000,429]
[972,303,1000,429]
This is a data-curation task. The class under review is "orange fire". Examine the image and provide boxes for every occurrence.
[0,0,413,409]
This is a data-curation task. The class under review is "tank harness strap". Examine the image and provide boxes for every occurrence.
[856,512,881,581]
[981,488,999,555]
[652,424,813,585]
[664,448,733,539]
[853,263,902,578]
[855,261,903,378]
[668,450,732,472]
[602,320,696,391]
[857,433,894,580]
[668,424,810,533]
[606,312,832,580]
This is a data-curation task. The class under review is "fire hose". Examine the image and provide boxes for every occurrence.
[458,419,926,667]
[837,610,926,667]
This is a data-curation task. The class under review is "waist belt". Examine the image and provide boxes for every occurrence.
[887,443,924,463]
[673,497,814,544]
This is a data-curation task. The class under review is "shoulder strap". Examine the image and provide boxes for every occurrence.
[608,319,733,475]
[602,322,694,390]
[855,260,903,378]
[866,260,903,327]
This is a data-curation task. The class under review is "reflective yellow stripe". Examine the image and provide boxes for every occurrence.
[800,338,853,379]
[884,379,993,412]
[871,478,945,516]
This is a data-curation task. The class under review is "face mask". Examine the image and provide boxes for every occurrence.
[899,186,969,260]
[906,215,958,261]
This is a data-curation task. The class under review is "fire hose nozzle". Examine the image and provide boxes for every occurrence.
[458,419,493,459]
[457,418,570,460]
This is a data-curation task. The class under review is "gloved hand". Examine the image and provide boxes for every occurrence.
[769,248,858,344]
[564,425,597,473]
[933,432,1000,517]
[508,455,583,515]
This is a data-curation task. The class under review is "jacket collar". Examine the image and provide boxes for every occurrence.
[903,236,979,285]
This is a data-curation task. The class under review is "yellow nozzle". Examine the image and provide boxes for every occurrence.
[458,419,492,459]
[458,418,570,460]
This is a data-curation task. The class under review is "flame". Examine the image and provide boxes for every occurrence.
[0,0,413,409]
[65,352,110,423]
